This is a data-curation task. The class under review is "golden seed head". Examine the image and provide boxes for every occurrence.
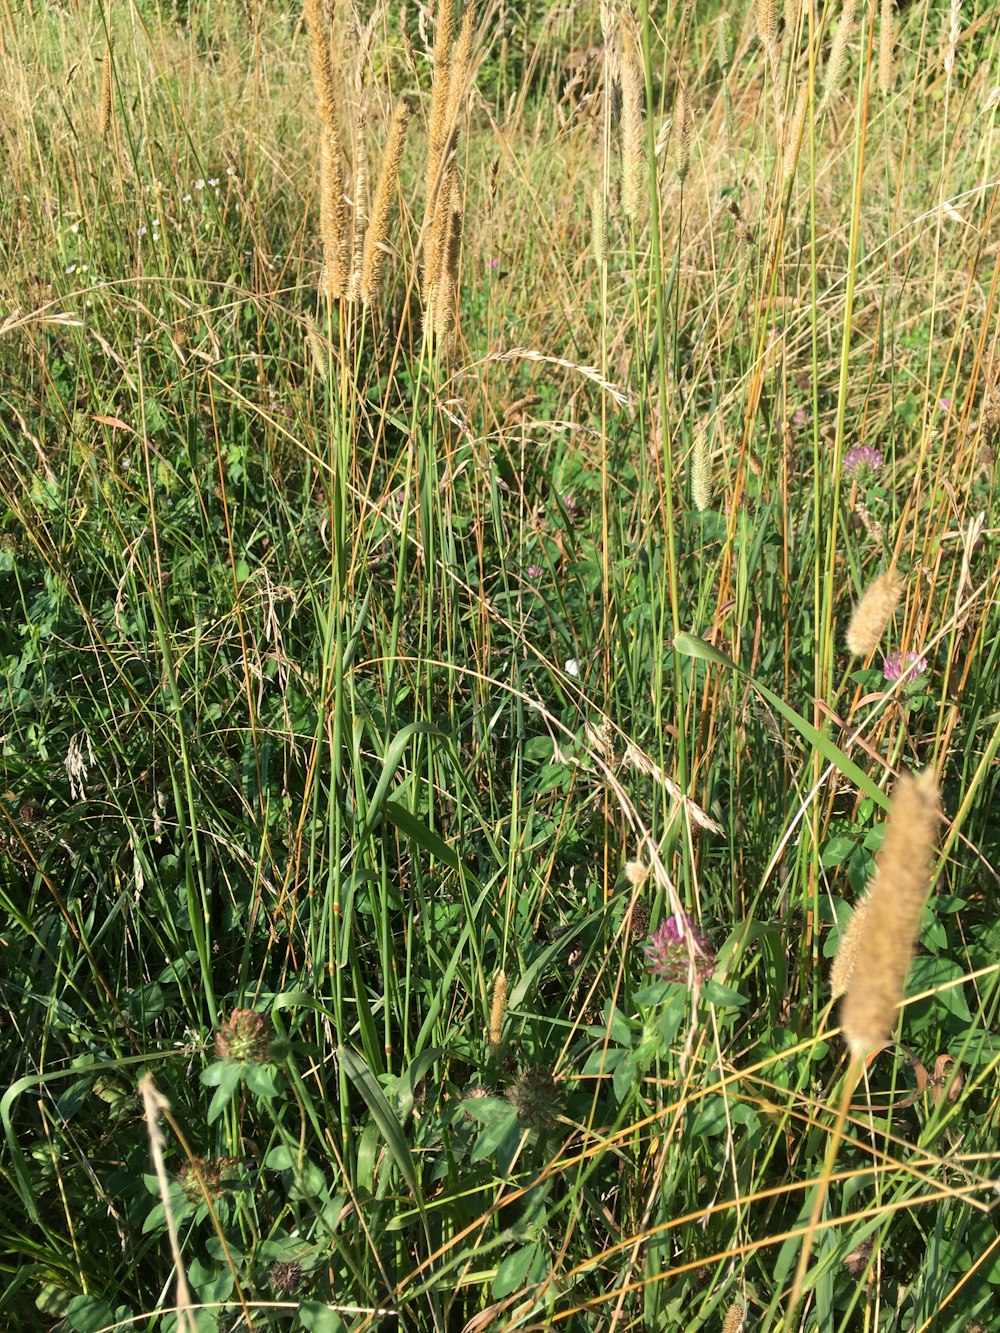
[591,185,608,265]
[99,32,114,138]
[360,101,411,306]
[619,24,645,220]
[675,80,692,183]
[845,569,904,657]
[489,970,508,1048]
[878,0,896,94]
[691,425,711,511]
[722,1302,745,1333]
[839,770,941,1061]
[820,0,858,115]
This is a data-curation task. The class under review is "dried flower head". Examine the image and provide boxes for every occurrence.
[642,913,715,985]
[176,1155,241,1203]
[269,1261,303,1295]
[508,1067,563,1131]
[839,769,941,1060]
[843,445,883,478]
[843,1238,874,1277]
[882,651,928,683]
[624,860,650,889]
[845,570,904,656]
[722,1301,746,1333]
[215,1008,273,1063]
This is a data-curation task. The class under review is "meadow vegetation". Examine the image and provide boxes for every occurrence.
[0,0,998,1327]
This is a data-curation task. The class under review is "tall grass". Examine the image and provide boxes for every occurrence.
[0,0,998,1329]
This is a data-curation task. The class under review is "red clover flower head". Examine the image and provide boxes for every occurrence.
[642,913,715,984]
[843,446,883,479]
[882,651,928,684]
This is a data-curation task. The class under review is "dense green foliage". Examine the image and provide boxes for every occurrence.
[1,0,999,1328]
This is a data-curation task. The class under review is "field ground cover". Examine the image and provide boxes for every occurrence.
[1,0,999,1327]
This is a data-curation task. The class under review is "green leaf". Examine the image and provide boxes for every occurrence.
[385,798,461,873]
[297,1304,348,1332]
[701,979,747,1008]
[244,1063,282,1099]
[470,1106,521,1163]
[493,1243,539,1299]
[673,634,890,809]
[338,1046,423,1206]
[66,1295,116,1332]
[612,1051,639,1104]
[821,836,856,867]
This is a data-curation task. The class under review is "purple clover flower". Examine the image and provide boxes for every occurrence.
[526,564,543,579]
[642,913,715,985]
[844,445,883,478]
[882,651,928,683]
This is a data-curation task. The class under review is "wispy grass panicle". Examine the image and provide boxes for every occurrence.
[360,101,411,305]
[619,23,645,220]
[99,32,114,138]
[838,770,941,1059]
[845,569,903,656]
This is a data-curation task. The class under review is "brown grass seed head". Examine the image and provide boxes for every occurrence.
[839,769,941,1060]
[845,568,903,656]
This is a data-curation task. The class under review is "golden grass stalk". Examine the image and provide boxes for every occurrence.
[845,568,903,656]
[839,769,940,1059]
[304,0,339,131]
[878,0,895,94]
[675,80,692,183]
[489,970,507,1048]
[360,101,411,306]
[619,24,645,220]
[819,0,857,116]
[319,125,349,301]
[690,424,711,511]
[99,32,114,138]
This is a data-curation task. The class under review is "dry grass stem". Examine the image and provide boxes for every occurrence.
[845,569,903,656]
[839,770,941,1059]
[360,101,411,305]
